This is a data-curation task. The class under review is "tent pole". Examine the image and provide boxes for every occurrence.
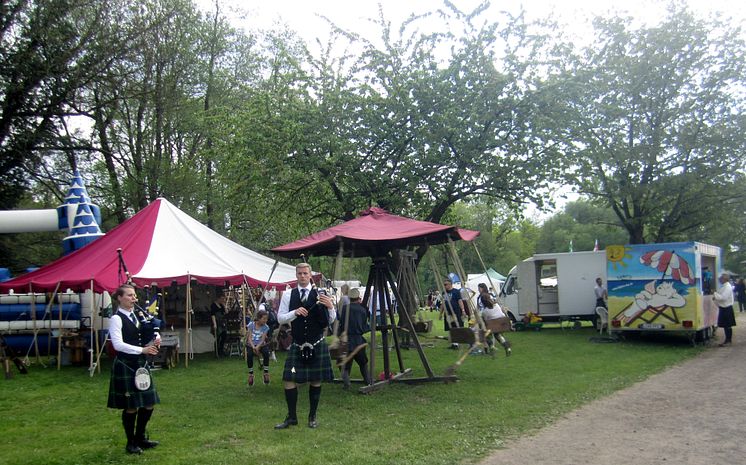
[240,279,248,364]
[90,280,100,374]
[29,283,40,364]
[89,291,110,377]
[361,265,377,386]
[35,282,59,368]
[57,291,63,370]
[329,241,345,348]
[185,276,191,368]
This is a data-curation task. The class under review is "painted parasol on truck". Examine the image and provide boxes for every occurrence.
[639,249,694,285]
[611,246,696,327]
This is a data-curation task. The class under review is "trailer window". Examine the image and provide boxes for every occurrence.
[503,275,517,296]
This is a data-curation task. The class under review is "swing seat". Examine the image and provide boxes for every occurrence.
[336,343,367,367]
[329,346,346,362]
[413,320,433,333]
[485,317,512,333]
[449,327,476,345]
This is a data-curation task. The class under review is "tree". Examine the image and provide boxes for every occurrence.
[0,0,136,208]
[549,5,746,244]
[536,199,629,253]
[265,1,564,230]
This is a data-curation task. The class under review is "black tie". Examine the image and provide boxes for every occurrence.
[130,313,138,328]
[300,289,307,302]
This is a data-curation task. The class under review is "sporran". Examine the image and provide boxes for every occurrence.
[134,367,152,391]
[299,342,315,361]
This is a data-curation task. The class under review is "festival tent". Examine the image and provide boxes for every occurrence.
[271,207,480,258]
[0,197,298,293]
[466,268,506,293]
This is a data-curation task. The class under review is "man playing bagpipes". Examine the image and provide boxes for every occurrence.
[274,263,336,429]
[107,284,161,454]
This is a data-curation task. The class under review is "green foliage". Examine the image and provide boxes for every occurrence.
[0,0,133,208]
[548,5,746,244]
[0,322,701,465]
[536,199,629,253]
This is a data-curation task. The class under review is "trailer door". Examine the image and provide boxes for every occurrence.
[517,260,539,314]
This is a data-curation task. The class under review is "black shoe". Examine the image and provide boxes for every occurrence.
[138,439,159,449]
[274,417,298,429]
[308,416,318,428]
[126,443,143,454]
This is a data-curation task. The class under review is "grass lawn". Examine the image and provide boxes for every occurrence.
[0,314,702,465]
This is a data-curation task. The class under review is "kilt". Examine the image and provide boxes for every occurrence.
[107,356,160,409]
[282,340,333,384]
[718,305,736,328]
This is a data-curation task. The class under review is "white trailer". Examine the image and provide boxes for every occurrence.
[499,250,606,324]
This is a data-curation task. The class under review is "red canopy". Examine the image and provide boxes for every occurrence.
[272,207,479,258]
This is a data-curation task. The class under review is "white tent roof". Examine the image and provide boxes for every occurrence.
[134,199,297,287]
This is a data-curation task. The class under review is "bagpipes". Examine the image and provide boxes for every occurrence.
[134,302,162,345]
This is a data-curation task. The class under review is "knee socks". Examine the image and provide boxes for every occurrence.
[284,387,298,420]
[122,410,137,444]
[309,385,321,418]
[135,408,154,441]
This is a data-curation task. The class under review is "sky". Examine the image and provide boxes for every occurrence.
[200,0,743,46]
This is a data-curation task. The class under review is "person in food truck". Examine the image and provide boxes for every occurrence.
[594,277,608,309]
[714,272,736,347]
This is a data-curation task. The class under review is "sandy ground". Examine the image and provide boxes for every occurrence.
[479,313,746,465]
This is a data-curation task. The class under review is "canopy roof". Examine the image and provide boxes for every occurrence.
[466,268,506,294]
[272,207,479,258]
[467,268,506,283]
[0,198,298,293]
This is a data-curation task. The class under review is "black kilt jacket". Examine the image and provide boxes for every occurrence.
[107,312,160,409]
[282,288,334,384]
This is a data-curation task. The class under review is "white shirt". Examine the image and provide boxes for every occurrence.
[594,285,607,300]
[278,285,336,325]
[714,281,734,307]
[109,308,146,355]
[482,303,506,321]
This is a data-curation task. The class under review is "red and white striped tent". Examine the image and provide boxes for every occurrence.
[0,198,298,293]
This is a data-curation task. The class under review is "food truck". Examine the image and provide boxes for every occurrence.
[606,242,721,341]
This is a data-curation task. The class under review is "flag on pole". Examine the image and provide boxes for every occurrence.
[593,239,599,252]
[569,240,573,253]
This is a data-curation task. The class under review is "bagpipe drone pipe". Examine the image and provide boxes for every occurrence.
[134,302,162,345]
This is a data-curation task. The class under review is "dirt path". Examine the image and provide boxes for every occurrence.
[479,313,746,465]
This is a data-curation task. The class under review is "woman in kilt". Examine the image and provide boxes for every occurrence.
[274,263,336,429]
[107,284,161,454]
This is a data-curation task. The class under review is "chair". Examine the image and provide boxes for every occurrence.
[595,306,608,335]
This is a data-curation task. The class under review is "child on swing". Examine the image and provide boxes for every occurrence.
[246,310,271,386]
